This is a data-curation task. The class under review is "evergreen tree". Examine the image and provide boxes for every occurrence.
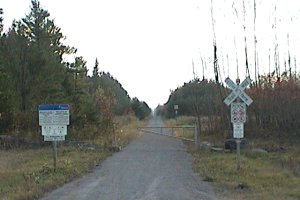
[0,1,152,141]
[99,72,131,115]
[2,0,76,134]
[5,22,31,114]
[0,8,3,34]
[92,58,99,78]
[0,8,14,131]
[21,0,75,105]
[91,58,100,94]
[131,97,151,120]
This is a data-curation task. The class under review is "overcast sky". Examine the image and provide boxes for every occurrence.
[2,0,300,109]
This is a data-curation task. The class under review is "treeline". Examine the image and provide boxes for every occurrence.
[157,0,300,143]
[0,1,151,140]
[158,73,300,142]
[156,79,227,135]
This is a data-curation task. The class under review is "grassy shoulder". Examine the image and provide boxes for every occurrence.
[164,116,300,200]
[0,147,110,200]
[192,147,300,200]
[0,116,144,200]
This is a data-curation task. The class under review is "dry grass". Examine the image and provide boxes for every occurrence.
[0,116,144,200]
[0,146,109,200]
[163,116,196,140]
[114,115,145,147]
[191,143,300,200]
[167,115,196,126]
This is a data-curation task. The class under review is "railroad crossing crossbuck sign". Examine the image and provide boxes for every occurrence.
[224,77,253,139]
[224,77,253,106]
[224,77,253,170]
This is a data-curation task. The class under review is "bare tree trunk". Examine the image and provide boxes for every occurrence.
[294,57,297,81]
[211,0,219,83]
[243,0,250,78]
[214,44,219,83]
[287,34,292,79]
[234,37,239,78]
[192,59,197,80]
[268,48,271,83]
[191,82,201,148]
[254,0,258,86]
[200,56,206,80]
[273,3,281,82]
[226,54,230,77]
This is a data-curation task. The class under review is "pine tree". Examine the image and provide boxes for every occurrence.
[0,8,14,131]
[20,0,75,105]
[3,0,76,134]
[91,58,100,93]
[0,8,3,34]
[92,58,99,78]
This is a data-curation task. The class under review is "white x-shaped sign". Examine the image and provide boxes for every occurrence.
[224,77,253,106]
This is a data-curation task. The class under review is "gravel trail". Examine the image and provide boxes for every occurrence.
[41,116,216,200]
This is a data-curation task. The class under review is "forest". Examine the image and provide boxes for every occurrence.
[0,1,151,141]
[157,74,300,142]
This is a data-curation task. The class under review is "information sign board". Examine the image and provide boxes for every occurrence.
[42,125,67,136]
[39,104,69,142]
[44,135,65,141]
[39,104,69,125]
[233,123,244,138]
[231,103,246,123]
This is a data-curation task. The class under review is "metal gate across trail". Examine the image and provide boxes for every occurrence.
[138,125,197,142]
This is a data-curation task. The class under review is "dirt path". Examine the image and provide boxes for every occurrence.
[41,116,216,200]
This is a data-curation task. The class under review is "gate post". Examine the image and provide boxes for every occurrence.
[194,126,199,149]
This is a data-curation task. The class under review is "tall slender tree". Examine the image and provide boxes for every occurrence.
[0,8,14,131]
[93,58,99,78]
[2,0,77,134]
[287,34,292,79]
[91,58,100,94]
[211,0,219,83]
[242,0,250,78]
[253,0,258,85]
[21,0,75,104]
[5,22,31,113]
[0,8,3,34]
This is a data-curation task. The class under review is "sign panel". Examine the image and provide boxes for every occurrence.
[44,135,65,141]
[38,110,53,125]
[239,77,251,90]
[225,77,237,90]
[224,78,253,106]
[233,123,244,138]
[238,92,253,106]
[231,103,246,123]
[42,125,67,136]
[224,91,238,106]
[39,104,69,125]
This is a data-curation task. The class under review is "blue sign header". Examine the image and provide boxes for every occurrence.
[38,104,69,111]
